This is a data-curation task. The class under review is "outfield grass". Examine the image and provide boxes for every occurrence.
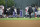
[0,18,40,20]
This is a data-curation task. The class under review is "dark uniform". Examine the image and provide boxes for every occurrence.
[17,8,20,17]
[9,7,14,15]
[17,8,20,15]
[28,7,33,18]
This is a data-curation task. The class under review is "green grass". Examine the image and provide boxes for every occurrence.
[0,18,40,20]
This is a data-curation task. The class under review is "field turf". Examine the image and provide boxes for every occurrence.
[0,18,40,20]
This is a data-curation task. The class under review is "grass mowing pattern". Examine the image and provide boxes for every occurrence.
[0,18,40,20]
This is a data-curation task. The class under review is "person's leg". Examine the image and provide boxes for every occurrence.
[17,12,20,18]
[29,13,31,18]
[17,14,19,18]
[15,12,16,17]
[30,14,31,18]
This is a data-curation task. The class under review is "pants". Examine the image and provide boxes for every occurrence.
[29,13,31,18]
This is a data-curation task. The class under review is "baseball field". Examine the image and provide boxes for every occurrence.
[0,18,40,27]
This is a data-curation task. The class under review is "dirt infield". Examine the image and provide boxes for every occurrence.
[0,20,40,27]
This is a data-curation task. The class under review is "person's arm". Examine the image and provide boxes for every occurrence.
[28,9,29,12]
[31,8,33,13]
